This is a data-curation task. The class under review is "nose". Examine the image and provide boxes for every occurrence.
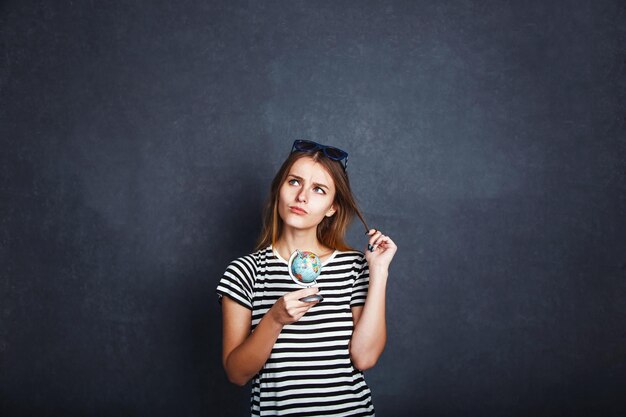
[297,188,307,203]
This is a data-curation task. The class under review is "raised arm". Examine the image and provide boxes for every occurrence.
[349,229,397,371]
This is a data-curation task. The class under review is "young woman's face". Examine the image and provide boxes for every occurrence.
[278,157,337,233]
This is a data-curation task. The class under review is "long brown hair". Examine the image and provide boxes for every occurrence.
[255,150,369,251]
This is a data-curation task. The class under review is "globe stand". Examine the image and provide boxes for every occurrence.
[288,250,324,303]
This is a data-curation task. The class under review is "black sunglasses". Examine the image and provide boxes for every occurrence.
[291,140,349,170]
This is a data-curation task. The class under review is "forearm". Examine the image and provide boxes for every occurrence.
[350,267,388,370]
[225,312,283,386]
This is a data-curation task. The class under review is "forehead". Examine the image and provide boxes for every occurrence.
[289,157,335,188]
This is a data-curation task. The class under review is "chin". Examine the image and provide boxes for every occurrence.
[283,220,315,231]
[281,216,317,231]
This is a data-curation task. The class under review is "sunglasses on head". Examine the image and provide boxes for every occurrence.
[290,140,349,170]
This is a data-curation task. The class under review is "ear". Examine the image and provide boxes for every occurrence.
[325,205,336,218]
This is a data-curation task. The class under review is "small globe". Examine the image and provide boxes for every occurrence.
[289,250,322,284]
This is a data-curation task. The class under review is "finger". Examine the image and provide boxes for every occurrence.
[367,231,383,251]
[286,299,318,314]
[286,307,310,321]
[368,231,382,245]
[293,287,323,304]
[371,235,389,251]
[285,286,319,300]
[291,306,316,321]
[290,304,315,314]
[288,303,319,320]
[373,235,397,252]
[366,228,378,236]
[379,235,396,247]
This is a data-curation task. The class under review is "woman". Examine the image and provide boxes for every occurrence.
[216,140,397,416]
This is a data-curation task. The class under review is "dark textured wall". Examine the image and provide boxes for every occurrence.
[1,1,625,416]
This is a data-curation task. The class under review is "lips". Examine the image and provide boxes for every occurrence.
[289,206,308,215]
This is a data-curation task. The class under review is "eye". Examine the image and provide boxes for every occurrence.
[313,186,326,195]
[288,178,300,186]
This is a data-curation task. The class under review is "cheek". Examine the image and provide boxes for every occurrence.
[278,185,289,203]
[314,197,334,215]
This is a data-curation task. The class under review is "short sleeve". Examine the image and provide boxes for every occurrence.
[216,255,256,310]
[350,253,369,307]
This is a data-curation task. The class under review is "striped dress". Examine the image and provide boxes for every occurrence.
[216,245,375,416]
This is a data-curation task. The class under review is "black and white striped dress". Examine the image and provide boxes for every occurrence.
[217,245,375,416]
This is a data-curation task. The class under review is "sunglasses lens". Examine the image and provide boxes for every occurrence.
[294,140,318,151]
[324,147,347,160]
[291,140,348,170]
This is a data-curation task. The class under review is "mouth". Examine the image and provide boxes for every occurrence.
[289,206,308,215]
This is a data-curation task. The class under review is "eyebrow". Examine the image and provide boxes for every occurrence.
[287,174,330,190]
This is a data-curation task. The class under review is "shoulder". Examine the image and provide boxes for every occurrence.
[218,248,273,309]
[334,248,365,259]
[225,246,272,276]
[328,249,368,269]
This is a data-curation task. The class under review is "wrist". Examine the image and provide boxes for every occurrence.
[266,305,286,329]
[368,265,389,278]
[368,278,388,290]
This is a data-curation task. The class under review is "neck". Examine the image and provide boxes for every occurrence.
[275,227,331,259]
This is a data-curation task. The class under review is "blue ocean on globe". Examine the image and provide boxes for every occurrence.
[289,250,321,284]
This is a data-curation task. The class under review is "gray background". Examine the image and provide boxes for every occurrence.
[1,0,625,416]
